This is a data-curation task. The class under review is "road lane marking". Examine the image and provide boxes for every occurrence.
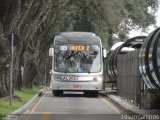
[19,93,47,120]
[30,95,45,113]
[99,96,120,114]
[42,112,50,120]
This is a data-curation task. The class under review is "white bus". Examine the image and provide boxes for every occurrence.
[49,32,106,97]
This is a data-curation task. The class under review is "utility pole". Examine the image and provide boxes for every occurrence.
[10,33,14,106]
[45,62,47,87]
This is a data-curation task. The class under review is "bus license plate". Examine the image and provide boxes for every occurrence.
[73,84,81,88]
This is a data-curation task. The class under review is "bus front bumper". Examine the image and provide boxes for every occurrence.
[52,81,103,91]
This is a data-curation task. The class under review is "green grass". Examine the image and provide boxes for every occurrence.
[0,87,43,115]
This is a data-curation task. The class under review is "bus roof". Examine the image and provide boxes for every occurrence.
[60,32,96,37]
[54,32,101,44]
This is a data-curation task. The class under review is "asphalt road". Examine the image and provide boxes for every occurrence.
[17,91,124,120]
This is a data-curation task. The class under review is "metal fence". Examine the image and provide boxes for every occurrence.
[112,50,160,109]
[117,51,141,107]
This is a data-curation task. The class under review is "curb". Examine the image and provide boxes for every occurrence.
[100,92,160,115]
[11,88,46,114]
[99,92,141,115]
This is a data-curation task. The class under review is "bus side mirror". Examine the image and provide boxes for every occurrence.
[103,48,107,58]
[49,47,54,56]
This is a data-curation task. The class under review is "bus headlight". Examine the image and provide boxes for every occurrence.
[93,76,103,82]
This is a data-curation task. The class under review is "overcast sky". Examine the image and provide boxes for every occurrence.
[129,4,160,37]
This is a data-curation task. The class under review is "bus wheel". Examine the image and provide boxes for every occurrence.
[84,91,98,97]
[52,90,63,96]
[91,91,98,97]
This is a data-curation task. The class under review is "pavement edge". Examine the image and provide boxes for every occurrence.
[11,88,47,114]
[99,92,139,115]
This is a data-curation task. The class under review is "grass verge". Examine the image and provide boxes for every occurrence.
[0,87,43,115]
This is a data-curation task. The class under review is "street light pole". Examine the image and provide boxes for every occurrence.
[45,61,47,87]
[10,33,14,106]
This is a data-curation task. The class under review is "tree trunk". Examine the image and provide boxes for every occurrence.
[108,28,113,47]
[0,73,9,97]
[23,60,37,88]
[13,42,25,90]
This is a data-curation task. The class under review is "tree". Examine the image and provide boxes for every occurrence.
[96,0,158,48]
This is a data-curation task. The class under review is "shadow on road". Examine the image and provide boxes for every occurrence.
[44,91,99,98]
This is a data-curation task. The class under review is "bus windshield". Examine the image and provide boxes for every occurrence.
[54,44,101,73]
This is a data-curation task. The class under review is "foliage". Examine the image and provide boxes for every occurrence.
[46,0,158,48]
[0,0,20,32]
